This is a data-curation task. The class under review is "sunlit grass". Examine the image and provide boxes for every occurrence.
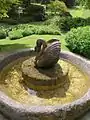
[0,35,69,52]
[69,8,90,18]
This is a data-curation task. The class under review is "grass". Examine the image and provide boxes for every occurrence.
[69,7,90,18]
[0,35,69,52]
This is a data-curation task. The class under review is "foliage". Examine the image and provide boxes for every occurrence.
[8,4,19,19]
[22,28,34,37]
[22,0,31,7]
[21,24,61,35]
[0,0,21,18]
[0,18,18,25]
[65,26,90,58]
[41,0,50,4]
[44,16,60,26]
[48,0,67,15]
[79,0,90,9]
[25,4,45,15]
[5,24,61,40]
[60,0,75,8]
[75,0,81,5]
[59,17,90,32]
[0,30,7,39]
[25,4,46,21]
[34,25,60,35]
[8,29,23,40]
[0,17,35,24]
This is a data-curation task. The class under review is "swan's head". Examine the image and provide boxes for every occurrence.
[35,39,46,52]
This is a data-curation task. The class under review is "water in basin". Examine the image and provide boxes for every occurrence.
[0,56,89,106]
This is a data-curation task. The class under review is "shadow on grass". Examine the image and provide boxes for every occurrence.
[0,44,31,52]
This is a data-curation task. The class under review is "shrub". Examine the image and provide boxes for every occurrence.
[33,25,61,35]
[59,11,72,17]
[44,16,60,26]
[48,0,68,15]
[59,17,90,32]
[22,28,34,37]
[25,4,46,21]
[1,23,61,39]
[22,25,61,35]
[26,4,45,15]
[8,5,18,19]
[0,18,18,25]
[8,30,23,40]
[18,17,33,23]
[0,30,7,39]
[65,26,90,58]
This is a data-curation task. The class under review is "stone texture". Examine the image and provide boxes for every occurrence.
[0,49,90,120]
[0,113,8,120]
[22,57,68,91]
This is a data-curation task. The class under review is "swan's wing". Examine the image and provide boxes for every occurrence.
[45,41,61,58]
[36,41,61,67]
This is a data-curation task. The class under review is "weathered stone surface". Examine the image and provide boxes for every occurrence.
[0,113,8,120]
[78,112,90,120]
[0,49,90,120]
[22,57,68,90]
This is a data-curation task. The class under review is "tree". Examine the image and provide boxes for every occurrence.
[48,0,67,14]
[0,0,20,18]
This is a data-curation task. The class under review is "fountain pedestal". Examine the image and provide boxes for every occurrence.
[22,57,68,90]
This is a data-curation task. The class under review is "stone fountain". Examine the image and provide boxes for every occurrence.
[0,39,90,120]
[22,39,68,91]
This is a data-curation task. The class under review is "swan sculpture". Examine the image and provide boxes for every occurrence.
[34,38,61,68]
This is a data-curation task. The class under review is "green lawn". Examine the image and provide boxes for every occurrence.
[0,35,69,52]
[69,7,90,18]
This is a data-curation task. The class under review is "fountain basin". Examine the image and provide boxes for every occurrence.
[0,49,90,120]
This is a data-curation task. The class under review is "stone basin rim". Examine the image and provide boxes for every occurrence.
[0,48,90,119]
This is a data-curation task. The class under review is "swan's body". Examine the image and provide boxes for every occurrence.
[35,39,61,68]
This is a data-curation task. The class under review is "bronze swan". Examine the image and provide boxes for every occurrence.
[34,38,61,68]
